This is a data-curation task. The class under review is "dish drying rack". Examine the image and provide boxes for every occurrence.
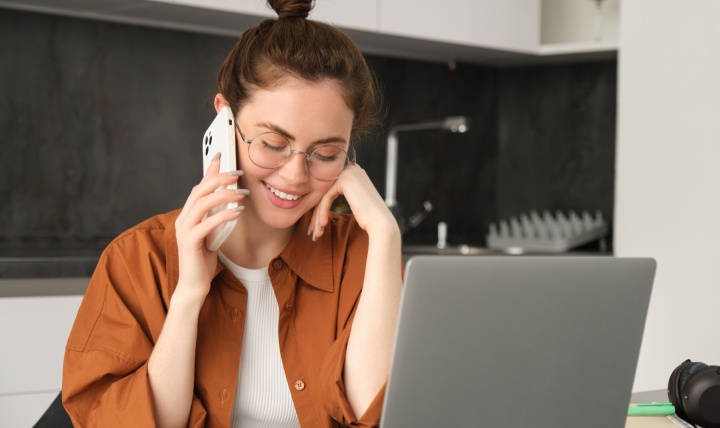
[486,210,608,253]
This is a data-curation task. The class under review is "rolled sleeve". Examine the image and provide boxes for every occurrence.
[319,325,386,428]
[62,236,208,427]
[63,357,208,427]
[62,357,155,426]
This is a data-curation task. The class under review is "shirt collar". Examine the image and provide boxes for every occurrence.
[277,211,335,292]
[164,209,336,295]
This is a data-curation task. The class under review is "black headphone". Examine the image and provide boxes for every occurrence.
[667,359,720,427]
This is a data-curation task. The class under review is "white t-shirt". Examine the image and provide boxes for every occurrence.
[219,253,300,428]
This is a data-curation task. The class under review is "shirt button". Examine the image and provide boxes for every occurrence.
[285,301,294,311]
[273,259,284,270]
[220,388,229,404]
[231,309,239,322]
[294,380,305,391]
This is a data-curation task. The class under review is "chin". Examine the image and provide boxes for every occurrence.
[260,212,307,231]
[257,199,313,229]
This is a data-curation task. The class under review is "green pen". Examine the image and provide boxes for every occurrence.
[627,402,675,416]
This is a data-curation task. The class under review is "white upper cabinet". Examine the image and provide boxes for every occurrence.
[0,0,617,64]
[310,0,379,32]
[380,0,539,54]
[153,0,379,32]
[167,0,272,18]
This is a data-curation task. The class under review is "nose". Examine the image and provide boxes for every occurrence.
[278,151,310,183]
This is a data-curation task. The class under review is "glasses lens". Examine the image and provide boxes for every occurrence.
[247,132,351,181]
[309,145,348,181]
[248,133,291,168]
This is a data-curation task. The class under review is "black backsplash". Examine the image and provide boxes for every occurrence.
[0,8,616,251]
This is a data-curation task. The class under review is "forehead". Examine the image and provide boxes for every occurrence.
[242,77,354,131]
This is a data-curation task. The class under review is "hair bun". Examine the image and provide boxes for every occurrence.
[269,0,313,19]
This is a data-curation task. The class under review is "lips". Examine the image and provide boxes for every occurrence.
[265,182,303,201]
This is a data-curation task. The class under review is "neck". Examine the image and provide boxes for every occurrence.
[219,209,295,269]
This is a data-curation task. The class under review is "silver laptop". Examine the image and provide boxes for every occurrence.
[380,256,655,428]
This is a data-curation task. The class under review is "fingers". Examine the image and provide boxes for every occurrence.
[184,171,244,215]
[179,203,244,250]
[186,187,248,227]
[311,165,396,240]
[309,185,339,241]
[309,164,396,242]
[308,165,366,241]
[177,155,244,224]
[175,191,246,254]
[204,151,222,176]
[176,155,248,248]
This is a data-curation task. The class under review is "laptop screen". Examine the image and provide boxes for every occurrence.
[380,256,655,428]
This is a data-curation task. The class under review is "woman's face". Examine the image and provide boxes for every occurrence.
[231,77,354,231]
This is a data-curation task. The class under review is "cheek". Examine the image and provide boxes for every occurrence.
[236,144,264,177]
[235,154,268,189]
[308,180,335,201]
[235,142,248,169]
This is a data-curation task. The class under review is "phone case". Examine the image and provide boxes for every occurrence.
[202,106,238,251]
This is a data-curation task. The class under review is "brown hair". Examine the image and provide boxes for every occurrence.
[217,0,380,140]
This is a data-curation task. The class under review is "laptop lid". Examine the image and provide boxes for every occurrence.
[380,256,655,428]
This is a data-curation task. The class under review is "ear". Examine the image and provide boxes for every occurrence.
[214,93,230,113]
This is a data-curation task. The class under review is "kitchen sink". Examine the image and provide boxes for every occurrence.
[401,244,510,259]
[401,244,609,262]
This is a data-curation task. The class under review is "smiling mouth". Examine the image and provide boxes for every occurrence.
[265,183,302,201]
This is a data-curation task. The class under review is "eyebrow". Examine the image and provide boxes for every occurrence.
[256,121,349,146]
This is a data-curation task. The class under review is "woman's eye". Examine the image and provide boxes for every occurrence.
[315,155,337,162]
[259,138,288,152]
[312,146,344,162]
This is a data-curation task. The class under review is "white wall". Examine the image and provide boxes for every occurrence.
[615,0,720,391]
[0,290,84,426]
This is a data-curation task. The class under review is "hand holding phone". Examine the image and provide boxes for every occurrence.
[202,106,238,251]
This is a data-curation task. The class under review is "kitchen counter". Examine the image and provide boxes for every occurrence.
[1,245,610,278]
[0,246,102,279]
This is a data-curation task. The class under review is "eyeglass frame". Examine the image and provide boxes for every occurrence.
[234,123,357,181]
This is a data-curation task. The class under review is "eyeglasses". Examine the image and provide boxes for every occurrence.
[235,123,356,181]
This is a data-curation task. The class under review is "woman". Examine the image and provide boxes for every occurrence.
[61,1,402,427]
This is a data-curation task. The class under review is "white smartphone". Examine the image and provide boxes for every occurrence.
[202,105,238,251]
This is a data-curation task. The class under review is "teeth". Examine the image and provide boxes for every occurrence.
[266,183,300,201]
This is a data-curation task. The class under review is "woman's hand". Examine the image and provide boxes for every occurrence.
[173,155,248,302]
[309,164,398,241]
[311,164,403,417]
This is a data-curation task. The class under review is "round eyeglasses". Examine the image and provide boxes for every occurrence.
[235,123,356,181]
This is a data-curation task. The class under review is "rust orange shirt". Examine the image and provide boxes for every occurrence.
[62,209,386,427]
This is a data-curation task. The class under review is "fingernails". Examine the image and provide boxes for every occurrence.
[228,170,244,176]
[309,223,323,240]
[231,205,245,213]
[212,152,221,163]
[235,189,250,195]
